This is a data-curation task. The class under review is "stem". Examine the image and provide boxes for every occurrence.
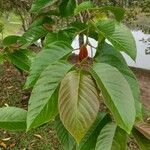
[75,0,84,23]
[1,31,3,41]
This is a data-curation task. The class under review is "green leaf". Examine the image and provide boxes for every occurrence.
[25,42,72,88]
[132,128,150,150]
[55,113,111,150]
[55,116,76,150]
[22,26,48,46]
[91,63,135,133]
[6,49,31,71]
[0,107,27,130]
[44,30,72,47]
[59,71,100,143]
[96,43,142,121]
[31,0,57,12]
[3,35,20,47]
[77,113,111,150]
[75,1,94,14]
[95,122,128,150]
[30,16,54,28]
[96,20,136,59]
[27,62,72,130]
[3,35,26,48]
[59,0,76,17]
[101,6,125,21]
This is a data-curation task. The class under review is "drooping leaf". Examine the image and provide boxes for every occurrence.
[91,63,135,133]
[95,20,136,59]
[0,107,26,130]
[59,0,76,17]
[96,43,142,121]
[75,1,94,14]
[22,26,48,46]
[132,128,150,150]
[101,6,125,21]
[59,71,100,143]
[25,42,72,88]
[95,122,128,150]
[27,62,72,130]
[6,49,31,71]
[31,0,57,12]
[77,113,111,150]
[55,116,76,150]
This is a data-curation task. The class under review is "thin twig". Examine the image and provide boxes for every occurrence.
[75,0,84,23]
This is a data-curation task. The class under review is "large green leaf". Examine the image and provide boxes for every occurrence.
[55,116,76,150]
[6,49,31,71]
[95,122,128,150]
[59,71,100,143]
[31,0,57,12]
[25,42,72,88]
[27,62,72,130]
[96,43,142,121]
[74,1,94,15]
[59,0,76,17]
[0,107,26,130]
[91,63,135,133]
[22,26,48,46]
[96,20,136,59]
[77,113,111,150]
[132,128,150,150]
